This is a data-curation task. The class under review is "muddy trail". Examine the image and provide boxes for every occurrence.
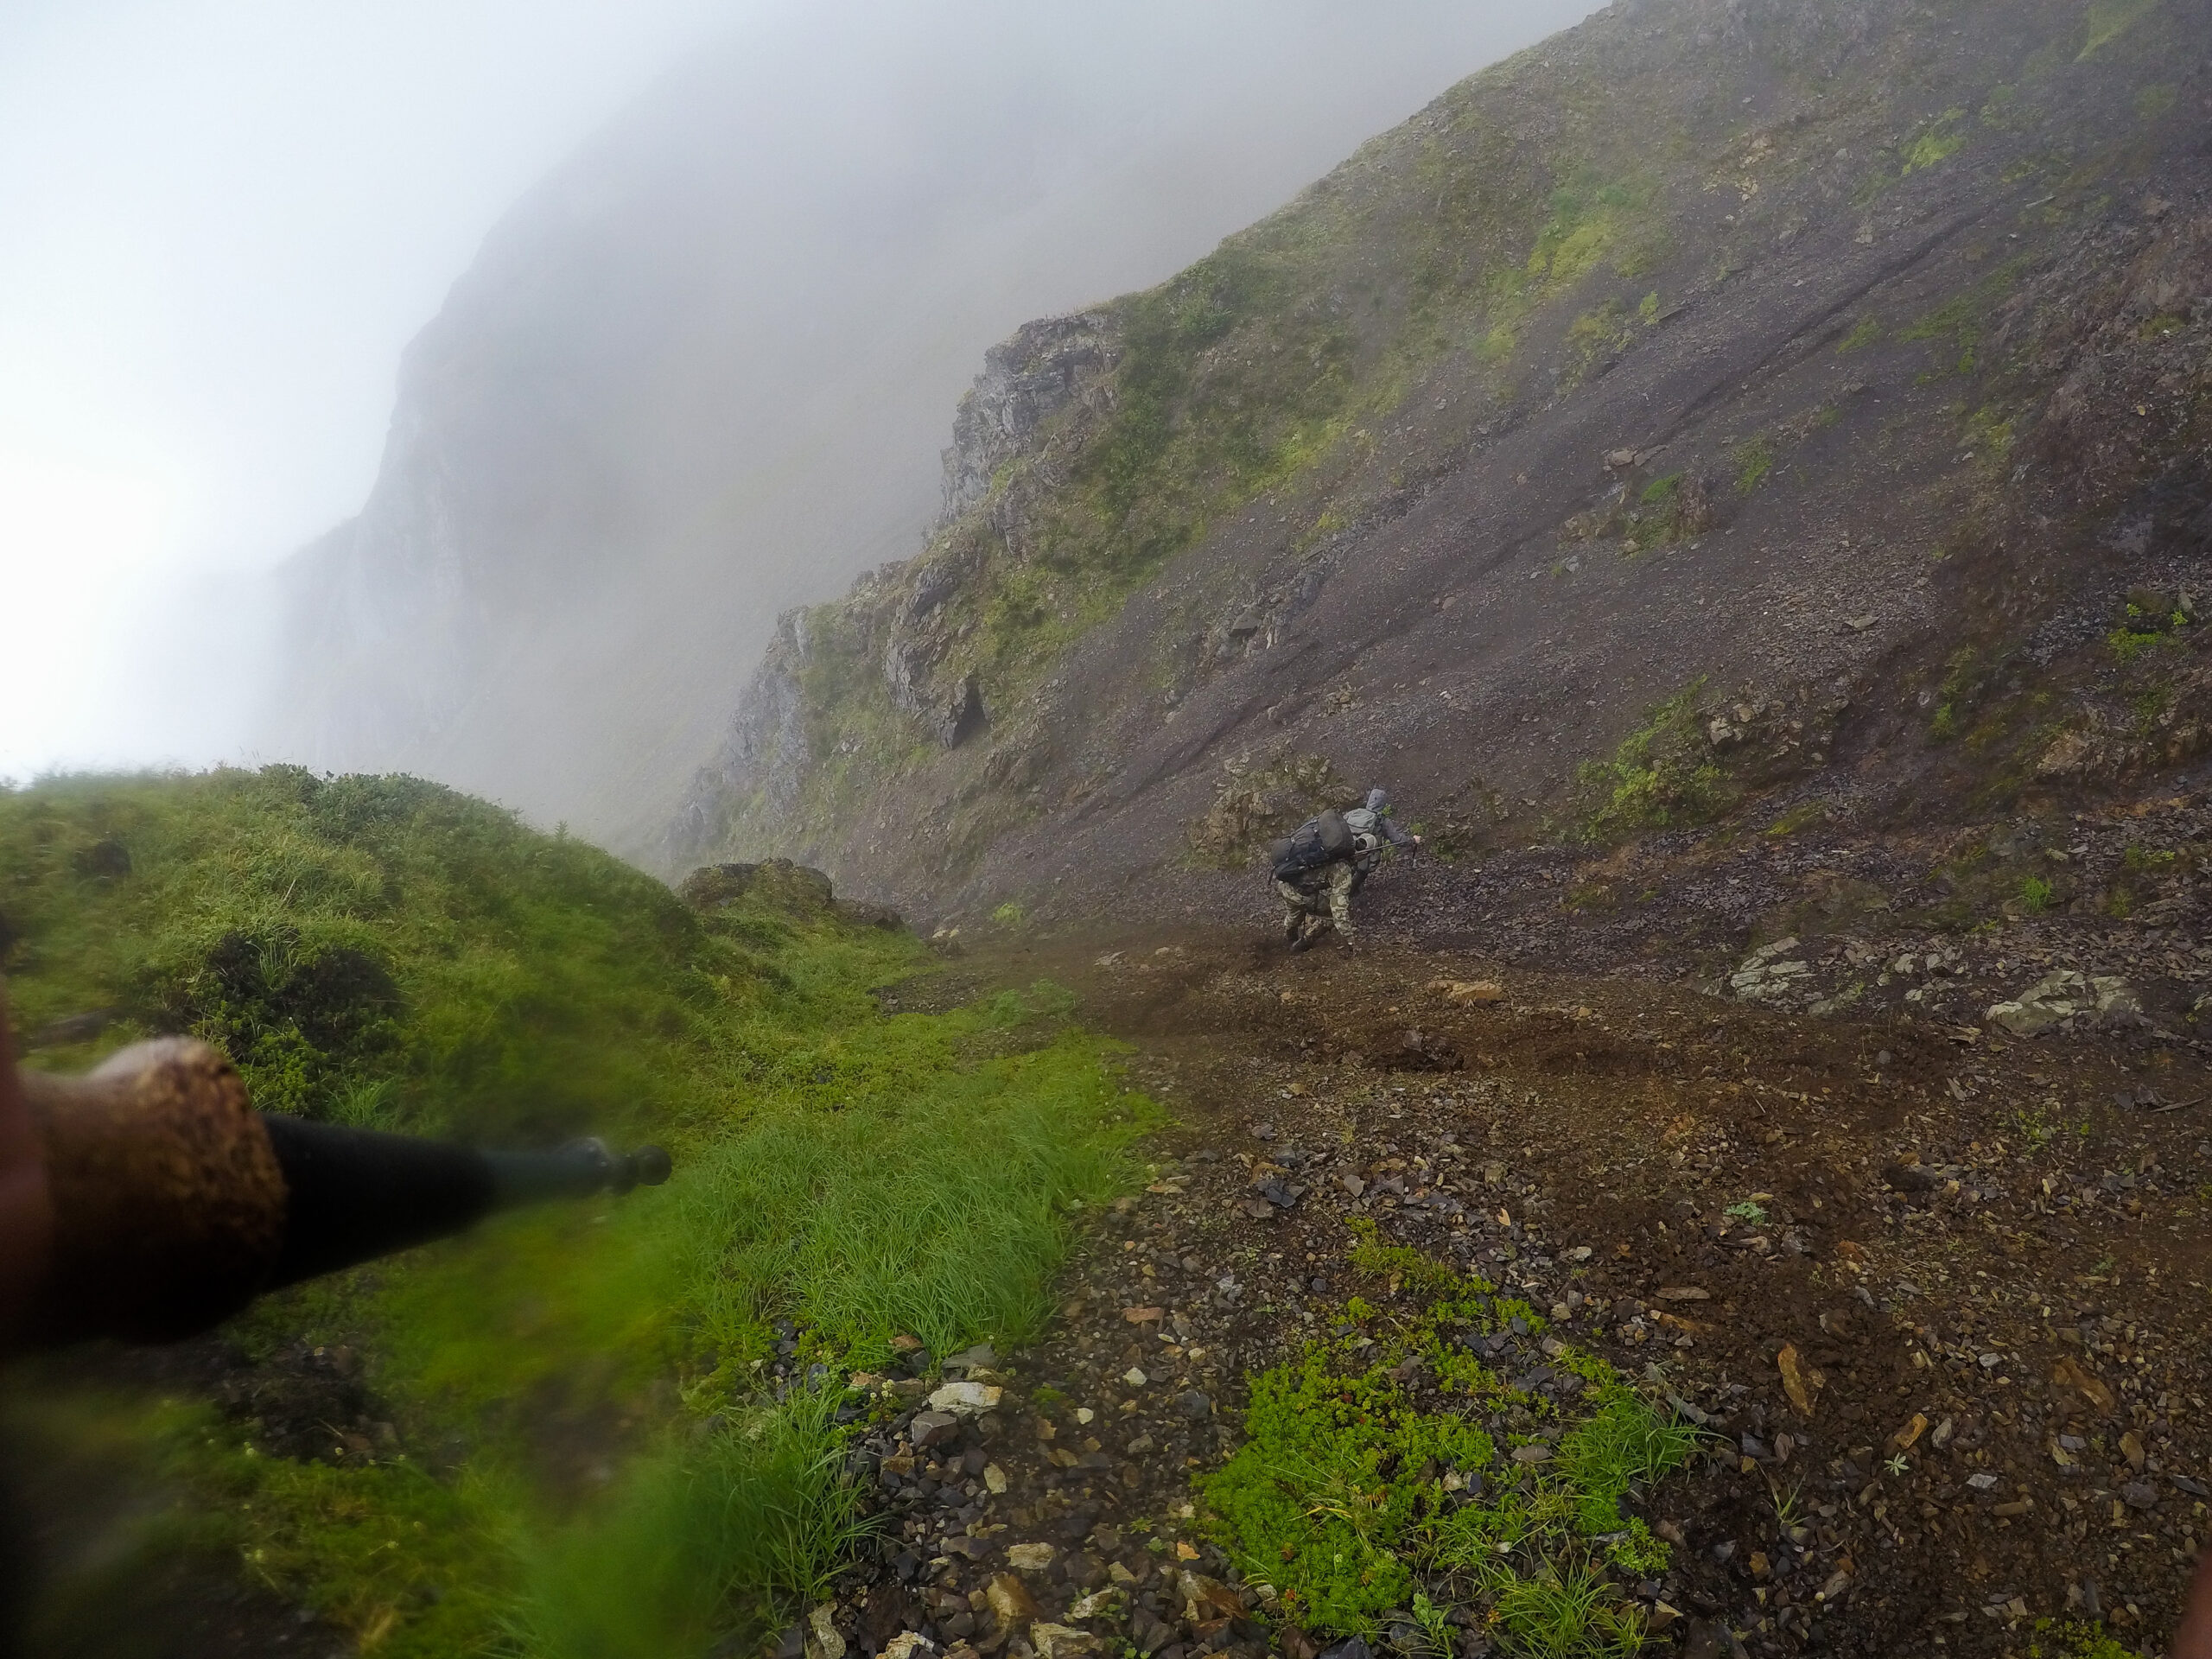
[822,885,2212,1659]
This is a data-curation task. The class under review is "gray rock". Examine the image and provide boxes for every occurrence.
[1987,970,2142,1035]
[909,1410,961,1448]
[1174,1390,1213,1421]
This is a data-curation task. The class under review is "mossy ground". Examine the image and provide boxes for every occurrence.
[0,769,1156,1657]
[1200,1221,1698,1656]
[1572,684,1732,847]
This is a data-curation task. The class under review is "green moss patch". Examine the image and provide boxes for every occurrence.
[1201,1222,1698,1653]
[1573,683,1732,845]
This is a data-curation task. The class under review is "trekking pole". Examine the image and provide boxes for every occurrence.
[10,1036,670,1347]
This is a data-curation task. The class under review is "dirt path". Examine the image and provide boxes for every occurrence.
[823,908,2212,1658]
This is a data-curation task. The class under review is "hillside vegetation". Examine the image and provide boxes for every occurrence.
[0,769,1152,1657]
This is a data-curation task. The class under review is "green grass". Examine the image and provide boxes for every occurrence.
[2079,0,2157,59]
[1899,109,1968,176]
[1897,257,2031,378]
[2027,1616,2141,1658]
[0,768,1153,1656]
[1573,683,1730,844]
[1200,1226,1695,1655]
[1732,435,1775,494]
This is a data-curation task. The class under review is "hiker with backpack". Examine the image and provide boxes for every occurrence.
[1269,787,1421,951]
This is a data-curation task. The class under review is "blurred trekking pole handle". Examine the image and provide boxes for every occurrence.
[0,991,671,1351]
[2180,1544,2212,1659]
[18,1035,284,1344]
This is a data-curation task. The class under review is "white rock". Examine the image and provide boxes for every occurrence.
[1122,1367,1148,1387]
[928,1380,1005,1417]
[1007,1542,1058,1572]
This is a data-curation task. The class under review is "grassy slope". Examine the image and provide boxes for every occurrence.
[0,769,1154,1657]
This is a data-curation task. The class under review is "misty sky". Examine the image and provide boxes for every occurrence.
[0,0,742,781]
[0,0,1592,789]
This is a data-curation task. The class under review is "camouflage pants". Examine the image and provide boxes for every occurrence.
[1276,861,1357,942]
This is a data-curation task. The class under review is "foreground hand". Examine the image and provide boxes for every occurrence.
[0,981,53,1346]
[2178,1545,2212,1659]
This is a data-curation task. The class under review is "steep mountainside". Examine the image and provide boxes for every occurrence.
[258,1,1590,855]
[670,0,2212,927]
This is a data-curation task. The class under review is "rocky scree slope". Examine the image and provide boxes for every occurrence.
[669,0,2212,929]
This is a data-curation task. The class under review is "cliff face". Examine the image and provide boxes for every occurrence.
[259,3,1594,855]
[671,0,2212,920]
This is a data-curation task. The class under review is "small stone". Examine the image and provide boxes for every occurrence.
[1777,1343,1826,1417]
[2120,1430,2145,1472]
[1174,1390,1213,1421]
[1656,1286,1710,1302]
[1128,1609,1175,1656]
[884,1636,936,1659]
[1178,1573,1243,1621]
[1007,1543,1058,1573]
[1338,1173,1366,1198]
[911,1411,962,1448]
[1067,1590,1123,1621]
[1122,1368,1148,1388]
[929,1382,1005,1418]
[1031,1624,1099,1659]
[1429,979,1505,1005]
[2052,1357,2117,1414]
[1510,1443,1553,1465]
[984,1462,1009,1495]
[810,1605,848,1659]
[988,1573,1042,1624]
[2121,1481,2158,1510]
[1967,1472,1999,1491]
